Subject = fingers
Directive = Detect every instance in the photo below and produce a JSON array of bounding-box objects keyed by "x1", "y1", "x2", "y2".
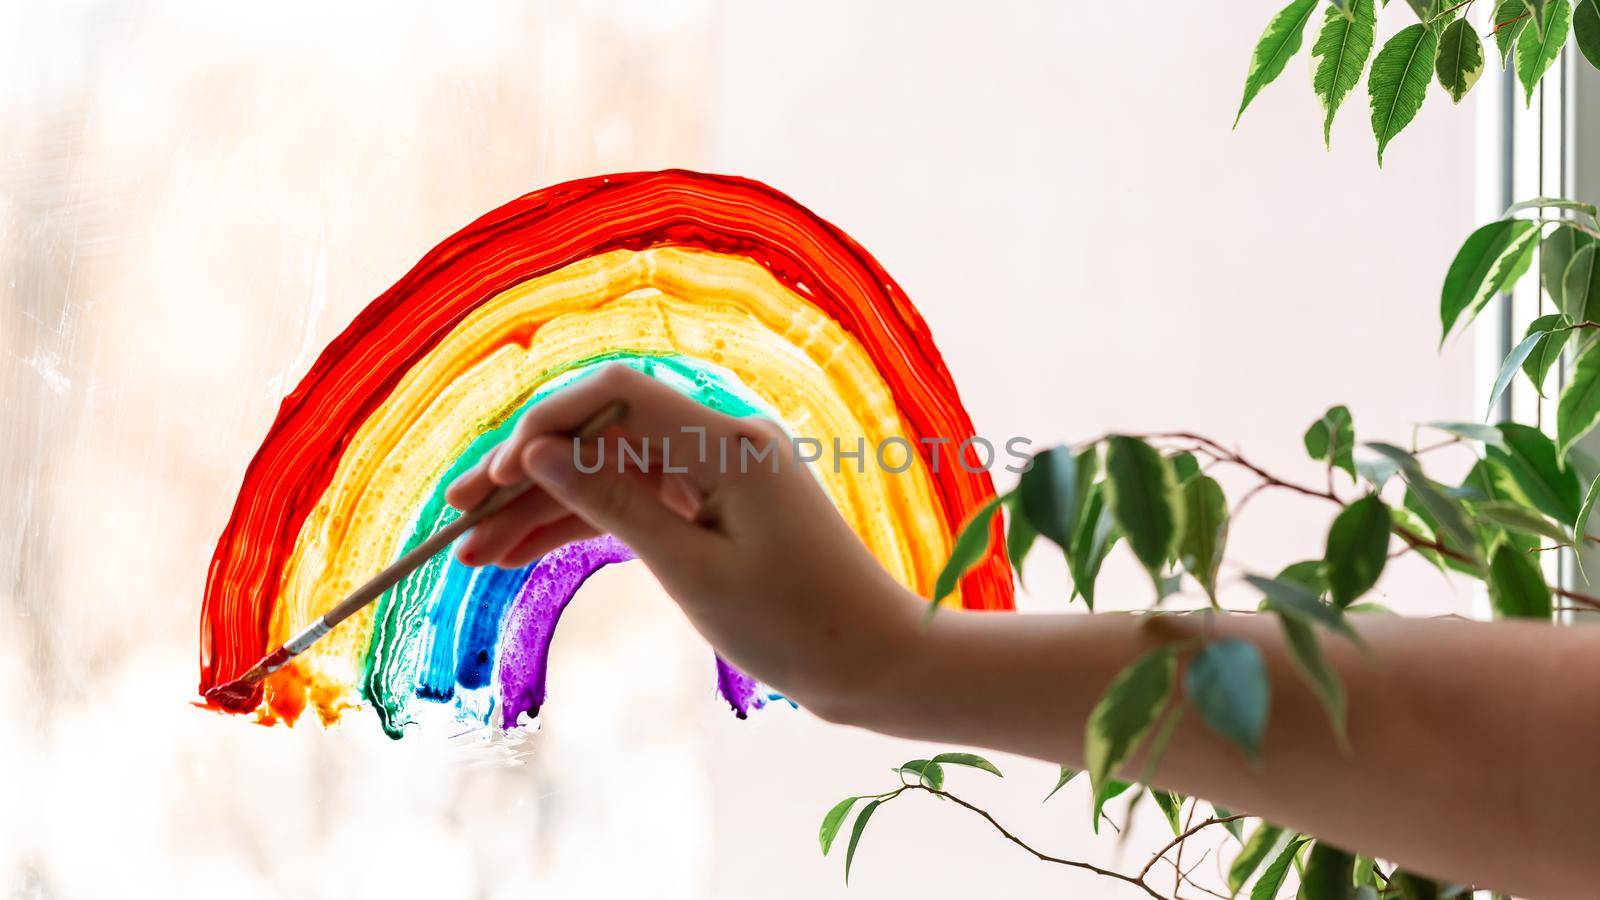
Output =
[
  {"x1": 520, "y1": 435, "x2": 713, "y2": 563},
  {"x1": 444, "y1": 454, "x2": 504, "y2": 511},
  {"x1": 453, "y1": 484, "x2": 568, "y2": 565},
  {"x1": 447, "y1": 364, "x2": 758, "y2": 517},
  {"x1": 496, "y1": 515, "x2": 602, "y2": 569},
  {"x1": 485, "y1": 365, "x2": 749, "y2": 489}
]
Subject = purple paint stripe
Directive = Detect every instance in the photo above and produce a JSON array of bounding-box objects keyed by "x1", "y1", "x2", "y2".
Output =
[
  {"x1": 714, "y1": 656, "x2": 764, "y2": 718},
  {"x1": 497, "y1": 536, "x2": 634, "y2": 728},
  {"x1": 494, "y1": 534, "x2": 766, "y2": 728}
]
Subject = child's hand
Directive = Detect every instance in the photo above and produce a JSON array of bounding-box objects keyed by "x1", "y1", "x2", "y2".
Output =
[{"x1": 444, "y1": 364, "x2": 923, "y2": 720}]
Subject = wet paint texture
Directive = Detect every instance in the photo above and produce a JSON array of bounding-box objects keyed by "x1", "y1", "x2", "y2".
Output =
[{"x1": 199, "y1": 170, "x2": 1011, "y2": 736}]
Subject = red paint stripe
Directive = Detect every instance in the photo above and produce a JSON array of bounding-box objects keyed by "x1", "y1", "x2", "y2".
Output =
[{"x1": 200, "y1": 170, "x2": 1012, "y2": 699}]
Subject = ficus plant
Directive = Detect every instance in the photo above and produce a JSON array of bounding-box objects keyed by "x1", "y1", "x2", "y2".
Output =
[
  {"x1": 814, "y1": 1, "x2": 1600, "y2": 897},
  {"x1": 1235, "y1": 0, "x2": 1600, "y2": 163}
]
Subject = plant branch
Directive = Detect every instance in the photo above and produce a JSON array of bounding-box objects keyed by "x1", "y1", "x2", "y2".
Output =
[
  {"x1": 1144, "y1": 432, "x2": 1343, "y2": 505},
  {"x1": 883, "y1": 784, "x2": 1242, "y2": 899},
  {"x1": 1493, "y1": 8, "x2": 1530, "y2": 32},
  {"x1": 1137, "y1": 815, "x2": 1246, "y2": 882},
  {"x1": 1136, "y1": 430, "x2": 1600, "y2": 611},
  {"x1": 905, "y1": 785, "x2": 1163, "y2": 897},
  {"x1": 1390, "y1": 525, "x2": 1600, "y2": 610}
]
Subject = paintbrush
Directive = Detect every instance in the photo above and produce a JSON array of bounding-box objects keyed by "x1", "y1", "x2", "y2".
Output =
[{"x1": 204, "y1": 400, "x2": 629, "y2": 710}]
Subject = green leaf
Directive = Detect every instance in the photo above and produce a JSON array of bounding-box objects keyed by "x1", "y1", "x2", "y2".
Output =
[
  {"x1": 1018, "y1": 445, "x2": 1096, "y2": 552},
  {"x1": 1487, "y1": 541, "x2": 1554, "y2": 619},
  {"x1": 928, "y1": 751, "x2": 1003, "y2": 778},
  {"x1": 1391, "y1": 504, "x2": 1449, "y2": 574},
  {"x1": 1236, "y1": 0, "x2": 1321, "y2": 126},
  {"x1": 1356, "y1": 453, "x2": 1400, "y2": 490},
  {"x1": 1213, "y1": 803, "x2": 1245, "y2": 842},
  {"x1": 1488, "y1": 322, "x2": 1557, "y2": 415},
  {"x1": 1180, "y1": 475, "x2": 1230, "y2": 603},
  {"x1": 1528, "y1": 0, "x2": 1553, "y2": 33},
  {"x1": 1354, "y1": 855, "x2": 1380, "y2": 889},
  {"x1": 1068, "y1": 486, "x2": 1119, "y2": 609},
  {"x1": 1462, "y1": 461, "x2": 1548, "y2": 556},
  {"x1": 1546, "y1": 226, "x2": 1597, "y2": 317},
  {"x1": 1440, "y1": 218, "x2": 1541, "y2": 342},
  {"x1": 1251, "y1": 836, "x2": 1312, "y2": 900},
  {"x1": 1577, "y1": 0, "x2": 1600, "y2": 69},
  {"x1": 843, "y1": 798, "x2": 882, "y2": 883},
  {"x1": 1248, "y1": 574, "x2": 1359, "y2": 641},
  {"x1": 1490, "y1": 424, "x2": 1583, "y2": 525},
  {"x1": 1229, "y1": 824, "x2": 1286, "y2": 896},
  {"x1": 1392, "y1": 871, "x2": 1456, "y2": 900},
  {"x1": 895, "y1": 759, "x2": 945, "y2": 790},
  {"x1": 1043, "y1": 765, "x2": 1080, "y2": 802},
  {"x1": 1298, "y1": 841, "x2": 1357, "y2": 900},
  {"x1": 1170, "y1": 450, "x2": 1202, "y2": 485},
  {"x1": 1104, "y1": 436, "x2": 1184, "y2": 588},
  {"x1": 1368, "y1": 23, "x2": 1440, "y2": 165},
  {"x1": 1271, "y1": 564, "x2": 1348, "y2": 741},
  {"x1": 1473, "y1": 500, "x2": 1571, "y2": 545},
  {"x1": 1435, "y1": 18, "x2": 1485, "y2": 102},
  {"x1": 1139, "y1": 703, "x2": 1186, "y2": 781},
  {"x1": 1304, "y1": 405, "x2": 1356, "y2": 478},
  {"x1": 1575, "y1": 471, "x2": 1600, "y2": 543},
  {"x1": 1516, "y1": 0, "x2": 1572, "y2": 106},
  {"x1": 1085, "y1": 647, "x2": 1176, "y2": 805},
  {"x1": 1521, "y1": 314, "x2": 1572, "y2": 397},
  {"x1": 1366, "y1": 442, "x2": 1479, "y2": 552},
  {"x1": 1405, "y1": 488, "x2": 1487, "y2": 575},
  {"x1": 1276, "y1": 559, "x2": 1329, "y2": 594},
  {"x1": 1425, "y1": 421, "x2": 1507, "y2": 446},
  {"x1": 1495, "y1": 0, "x2": 1533, "y2": 67},
  {"x1": 1091, "y1": 779, "x2": 1134, "y2": 832},
  {"x1": 819, "y1": 797, "x2": 859, "y2": 855},
  {"x1": 1279, "y1": 612, "x2": 1349, "y2": 744},
  {"x1": 1506, "y1": 196, "x2": 1600, "y2": 220},
  {"x1": 1184, "y1": 638, "x2": 1270, "y2": 758},
  {"x1": 1468, "y1": 451, "x2": 1532, "y2": 506},
  {"x1": 1558, "y1": 341, "x2": 1600, "y2": 460},
  {"x1": 1151, "y1": 788, "x2": 1184, "y2": 835},
  {"x1": 1324, "y1": 495, "x2": 1391, "y2": 607},
  {"x1": 1564, "y1": 244, "x2": 1600, "y2": 326},
  {"x1": 930, "y1": 494, "x2": 1003, "y2": 608},
  {"x1": 1312, "y1": 0, "x2": 1379, "y2": 144},
  {"x1": 1005, "y1": 496, "x2": 1038, "y2": 585}
]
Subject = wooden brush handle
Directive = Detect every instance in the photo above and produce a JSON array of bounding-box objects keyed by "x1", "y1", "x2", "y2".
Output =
[
  {"x1": 321, "y1": 480, "x2": 531, "y2": 628},
  {"x1": 320, "y1": 399, "x2": 628, "y2": 629},
  {"x1": 223, "y1": 399, "x2": 629, "y2": 688}
]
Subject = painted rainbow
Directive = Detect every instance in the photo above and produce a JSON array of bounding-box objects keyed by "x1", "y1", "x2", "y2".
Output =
[{"x1": 199, "y1": 170, "x2": 1012, "y2": 738}]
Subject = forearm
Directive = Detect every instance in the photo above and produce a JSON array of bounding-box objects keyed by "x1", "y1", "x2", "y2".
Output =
[{"x1": 840, "y1": 605, "x2": 1600, "y2": 899}]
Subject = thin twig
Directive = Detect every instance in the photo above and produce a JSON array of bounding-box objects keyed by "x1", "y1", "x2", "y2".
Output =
[
  {"x1": 1137, "y1": 815, "x2": 1246, "y2": 882},
  {"x1": 1411, "y1": 435, "x2": 1464, "y2": 456},
  {"x1": 1161, "y1": 849, "x2": 1225, "y2": 900},
  {"x1": 902, "y1": 785, "x2": 1166, "y2": 898},
  {"x1": 1494, "y1": 8, "x2": 1530, "y2": 32},
  {"x1": 1173, "y1": 804, "x2": 1196, "y2": 896}
]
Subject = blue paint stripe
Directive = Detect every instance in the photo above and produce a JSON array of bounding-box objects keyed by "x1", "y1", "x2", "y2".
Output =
[{"x1": 454, "y1": 562, "x2": 535, "y2": 689}]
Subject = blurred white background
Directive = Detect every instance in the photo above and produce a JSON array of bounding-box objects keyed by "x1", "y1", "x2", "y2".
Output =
[{"x1": 2, "y1": 1, "x2": 1482, "y2": 897}]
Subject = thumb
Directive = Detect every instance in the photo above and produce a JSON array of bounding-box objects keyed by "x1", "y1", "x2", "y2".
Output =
[{"x1": 520, "y1": 435, "x2": 705, "y2": 561}]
